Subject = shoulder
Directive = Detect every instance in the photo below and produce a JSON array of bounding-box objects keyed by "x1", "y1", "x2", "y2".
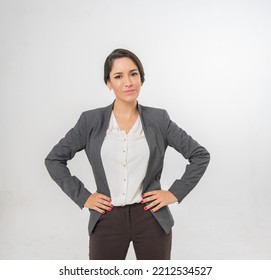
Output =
[
  {"x1": 139, "y1": 104, "x2": 170, "y2": 122},
  {"x1": 78, "y1": 103, "x2": 112, "y2": 124},
  {"x1": 74, "y1": 104, "x2": 112, "y2": 129},
  {"x1": 81, "y1": 104, "x2": 112, "y2": 118}
]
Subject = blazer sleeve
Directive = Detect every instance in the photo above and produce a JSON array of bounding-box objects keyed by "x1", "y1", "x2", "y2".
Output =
[
  {"x1": 164, "y1": 111, "x2": 210, "y2": 203},
  {"x1": 44, "y1": 112, "x2": 91, "y2": 209}
]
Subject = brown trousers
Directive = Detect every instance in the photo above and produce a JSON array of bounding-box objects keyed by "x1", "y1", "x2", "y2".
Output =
[{"x1": 89, "y1": 203, "x2": 172, "y2": 260}]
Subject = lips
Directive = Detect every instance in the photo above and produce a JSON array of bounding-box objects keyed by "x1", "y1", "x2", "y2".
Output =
[{"x1": 124, "y1": 89, "x2": 135, "y2": 93}]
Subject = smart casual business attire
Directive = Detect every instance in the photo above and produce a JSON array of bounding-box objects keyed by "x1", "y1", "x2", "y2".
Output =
[
  {"x1": 101, "y1": 112, "x2": 149, "y2": 206},
  {"x1": 45, "y1": 101, "x2": 210, "y2": 259}
]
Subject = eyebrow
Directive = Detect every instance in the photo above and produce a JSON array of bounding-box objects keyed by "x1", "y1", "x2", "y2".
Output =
[{"x1": 113, "y1": 69, "x2": 138, "y2": 75}]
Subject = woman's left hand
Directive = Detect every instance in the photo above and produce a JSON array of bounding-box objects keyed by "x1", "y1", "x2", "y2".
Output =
[{"x1": 141, "y1": 190, "x2": 178, "y2": 213}]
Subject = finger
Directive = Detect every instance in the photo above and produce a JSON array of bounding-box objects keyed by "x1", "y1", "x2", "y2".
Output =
[
  {"x1": 92, "y1": 203, "x2": 113, "y2": 213},
  {"x1": 141, "y1": 196, "x2": 155, "y2": 203},
  {"x1": 142, "y1": 191, "x2": 158, "y2": 198},
  {"x1": 97, "y1": 194, "x2": 112, "y2": 202},
  {"x1": 96, "y1": 202, "x2": 113, "y2": 212},
  {"x1": 143, "y1": 199, "x2": 160, "y2": 211},
  {"x1": 97, "y1": 198, "x2": 113, "y2": 207},
  {"x1": 149, "y1": 203, "x2": 163, "y2": 213},
  {"x1": 142, "y1": 191, "x2": 160, "y2": 201},
  {"x1": 91, "y1": 206, "x2": 106, "y2": 214},
  {"x1": 141, "y1": 193, "x2": 159, "y2": 203}
]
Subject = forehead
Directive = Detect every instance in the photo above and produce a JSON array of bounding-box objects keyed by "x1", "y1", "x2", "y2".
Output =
[{"x1": 111, "y1": 57, "x2": 138, "y2": 73}]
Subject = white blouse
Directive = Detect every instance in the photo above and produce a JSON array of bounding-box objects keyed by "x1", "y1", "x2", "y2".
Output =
[{"x1": 101, "y1": 112, "x2": 150, "y2": 206}]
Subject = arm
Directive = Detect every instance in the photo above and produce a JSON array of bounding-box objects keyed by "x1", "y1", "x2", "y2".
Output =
[
  {"x1": 44, "y1": 113, "x2": 91, "y2": 209},
  {"x1": 143, "y1": 110, "x2": 210, "y2": 212},
  {"x1": 165, "y1": 111, "x2": 210, "y2": 203}
]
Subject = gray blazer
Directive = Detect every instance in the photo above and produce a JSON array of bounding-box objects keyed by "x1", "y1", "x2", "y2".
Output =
[{"x1": 45, "y1": 102, "x2": 210, "y2": 234}]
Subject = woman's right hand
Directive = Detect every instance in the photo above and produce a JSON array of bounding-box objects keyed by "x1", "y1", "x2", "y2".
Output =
[{"x1": 84, "y1": 193, "x2": 113, "y2": 214}]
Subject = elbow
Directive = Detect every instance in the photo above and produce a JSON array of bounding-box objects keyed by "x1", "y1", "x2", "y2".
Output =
[
  {"x1": 205, "y1": 150, "x2": 211, "y2": 164},
  {"x1": 202, "y1": 148, "x2": 210, "y2": 167},
  {"x1": 44, "y1": 153, "x2": 55, "y2": 170},
  {"x1": 190, "y1": 146, "x2": 210, "y2": 167},
  {"x1": 44, "y1": 156, "x2": 52, "y2": 172},
  {"x1": 44, "y1": 157, "x2": 49, "y2": 168},
  {"x1": 201, "y1": 150, "x2": 210, "y2": 175}
]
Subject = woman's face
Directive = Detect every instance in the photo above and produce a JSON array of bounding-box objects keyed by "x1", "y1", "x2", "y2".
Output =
[{"x1": 107, "y1": 57, "x2": 142, "y2": 104}]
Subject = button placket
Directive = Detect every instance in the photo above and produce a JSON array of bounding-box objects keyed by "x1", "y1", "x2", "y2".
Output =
[{"x1": 122, "y1": 133, "x2": 128, "y2": 205}]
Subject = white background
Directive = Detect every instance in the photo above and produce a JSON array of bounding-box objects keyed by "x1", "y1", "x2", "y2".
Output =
[{"x1": 0, "y1": 0, "x2": 271, "y2": 259}]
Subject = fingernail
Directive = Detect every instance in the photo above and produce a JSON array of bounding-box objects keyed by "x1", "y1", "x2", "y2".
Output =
[
  {"x1": 140, "y1": 199, "x2": 144, "y2": 203},
  {"x1": 108, "y1": 208, "x2": 112, "y2": 211},
  {"x1": 142, "y1": 194, "x2": 145, "y2": 197},
  {"x1": 144, "y1": 206, "x2": 148, "y2": 210},
  {"x1": 102, "y1": 210, "x2": 105, "y2": 214},
  {"x1": 151, "y1": 209, "x2": 154, "y2": 213}
]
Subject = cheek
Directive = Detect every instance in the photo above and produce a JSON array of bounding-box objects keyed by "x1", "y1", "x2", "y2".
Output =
[
  {"x1": 112, "y1": 84, "x2": 123, "y2": 95},
  {"x1": 135, "y1": 83, "x2": 141, "y2": 90},
  {"x1": 110, "y1": 81, "x2": 121, "y2": 90},
  {"x1": 135, "y1": 76, "x2": 142, "y2": 85},
  {"x1": 130, "y1": 77, "x2": 140, "y2": 86}
]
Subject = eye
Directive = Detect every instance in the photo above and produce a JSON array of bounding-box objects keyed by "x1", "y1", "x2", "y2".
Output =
[
  {"x1": 131, "y1": 72, "x2": 138, "y2": 76},
  {"x1": 114, "y1": 75, "x2": 121, "y2": 79}
]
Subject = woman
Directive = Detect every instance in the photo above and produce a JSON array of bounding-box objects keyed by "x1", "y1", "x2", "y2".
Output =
[{"x1": 45, "y1": 48, "x2": 210, "y2": 260}]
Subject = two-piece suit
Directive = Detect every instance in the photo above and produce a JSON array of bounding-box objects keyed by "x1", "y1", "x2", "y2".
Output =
[{"x1": 45, "y1": 102, "x2": 210, "y2": 235}]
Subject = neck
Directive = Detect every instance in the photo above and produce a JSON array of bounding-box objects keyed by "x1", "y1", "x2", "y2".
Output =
[{"x1": 113, "y1": 99, "x2": 138, "y2": 117}]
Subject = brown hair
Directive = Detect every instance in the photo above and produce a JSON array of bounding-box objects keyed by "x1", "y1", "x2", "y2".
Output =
[{"x1": 104, "y1": 48, "x2": 145, "y2": 85}]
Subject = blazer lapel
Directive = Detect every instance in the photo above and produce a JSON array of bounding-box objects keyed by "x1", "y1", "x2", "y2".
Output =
[
  {"x1": 95, "y1": 102, "x2": 157, "y2": 196},
  {"x1": 90, "y1": 102, "x2": 114, "y2": 197},
  {"x1": 138, "y1": 104, "x2": 157, "y2": 193}
]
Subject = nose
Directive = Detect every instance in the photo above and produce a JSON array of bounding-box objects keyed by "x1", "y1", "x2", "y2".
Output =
[{"x1": 124, "y1": 75, "x2": 133, "y2": 87}]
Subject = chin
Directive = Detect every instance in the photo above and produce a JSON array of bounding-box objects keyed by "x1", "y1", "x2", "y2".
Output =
[{"x1": 119, "y1": 94, "x2": 139, "y2": 103}]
